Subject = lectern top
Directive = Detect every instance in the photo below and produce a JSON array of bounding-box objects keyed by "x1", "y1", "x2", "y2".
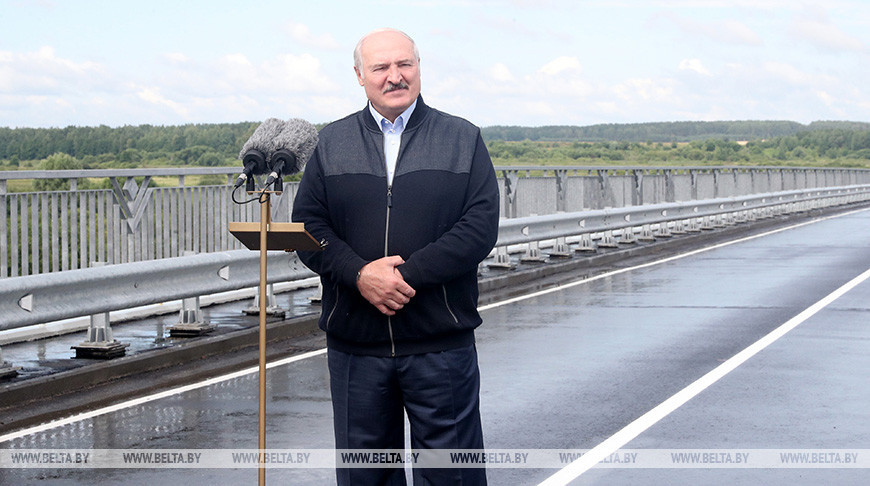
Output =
[{"x1": 229, "y1": 221, "x2": 323, "y2": 251}]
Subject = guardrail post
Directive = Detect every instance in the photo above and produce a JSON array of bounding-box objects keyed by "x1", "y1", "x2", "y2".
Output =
[
  {"x1": 167, "y1": 251, "x2": 216, "y2": 336},
  {"x1": 700, "y1": 215, "x2": 717, "y2": 230},
  {"x1": 243, "y1": 283, "x2": 286, "y2": 318},
  {"x1": 686, "y1": 217, "x2": 702, "y2": 232},
  {"x1": 654, "y1": 222, "x2": 673, "y2": 238},
  {"x1": 575, "y1": 233, "x2": 597, "y2": 253},
  {"x1": 598, "y1": 230, "x2": 619, "y2": 248},
  {"x1": 71, "y1": 263, "x2": 130, "y2": 359},
  {"x1": 549, "y1": 236, "x2": 573, "y2": 258},
  {"x1": 488, "y1": 247, "x2": 515, "y2": 269},
  {"x1": 520, "y1": 241, "x2": 546, "y2": 263},
  {"x1": 617, "y1": 213, "x2": 638, "y2": 244},
  {"x1": 0, "y1": 347, "x2": 20, "y2": 379},
  {"x1": 638, "y1": 224, "x2": 656, "y2": 242},
  {"x1": 618, "y1": 227, "x2": 638, "y2": 244},
  {"x1": 168, "y1": 295, "x2": 216, "y2": 337}
]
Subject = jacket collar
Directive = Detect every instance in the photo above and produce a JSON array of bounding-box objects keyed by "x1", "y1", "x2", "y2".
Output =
[{"x1": 362, "y1": 95, "x2": 429, "y2": 132}]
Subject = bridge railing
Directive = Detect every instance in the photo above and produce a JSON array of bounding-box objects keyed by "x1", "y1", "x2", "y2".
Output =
[
  {"x1": 2, "y1": 166, "x2": 869, "y2": 278},
  {"x1": 1, "y1": 183, "x2": 868, "y2": 332}
]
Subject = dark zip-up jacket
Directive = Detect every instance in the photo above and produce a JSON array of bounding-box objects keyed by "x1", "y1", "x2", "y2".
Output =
[{"x1": 292, "y1": 96, "x2": 500, "y2": 357}]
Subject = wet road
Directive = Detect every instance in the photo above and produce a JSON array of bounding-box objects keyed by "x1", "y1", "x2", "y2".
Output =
[{"x1": 2, "y1": 208, "x2": 869, "y2": 485}]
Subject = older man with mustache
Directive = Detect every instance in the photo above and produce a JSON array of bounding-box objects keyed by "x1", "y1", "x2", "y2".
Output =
[{"x1": 293, "y1": 28, "x2": 500, "y2": 485}]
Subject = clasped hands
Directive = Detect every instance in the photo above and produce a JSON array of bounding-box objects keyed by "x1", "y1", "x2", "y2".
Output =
[{"x1": 357, "y1": 256, "x2": 416, "y2": 316}]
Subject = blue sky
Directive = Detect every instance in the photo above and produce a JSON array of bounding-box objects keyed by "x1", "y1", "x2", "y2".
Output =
[{"x1": 1, "y1": 0, "x2": 869, "y2": 128}]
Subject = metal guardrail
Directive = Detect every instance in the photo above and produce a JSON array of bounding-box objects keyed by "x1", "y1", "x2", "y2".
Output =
[
  {"x1": 1, "y1": 184, "x2": 868, "y2": 335},
  {"x1": 496, "y1": 185, "x2": 870, "y2": 248},
  {"x1": 0, "y1": 250, "x2": 315, "y2": 331}
]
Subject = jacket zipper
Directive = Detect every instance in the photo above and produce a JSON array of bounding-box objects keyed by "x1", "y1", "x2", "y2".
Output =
[
  {"x1": 325, "y1": 286, "x2": 339, "y2": 330},
  {"x1": 385, "y1": 184, "x2": 396, "y2": 356},
  {"x1": 442, "y1": 285, "x2": 459, "y2": 324}
]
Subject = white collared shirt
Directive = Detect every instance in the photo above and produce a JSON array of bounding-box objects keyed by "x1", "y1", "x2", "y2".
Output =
[{"x1": 368, "y1": 99, "x2": 417, "y2": 185}]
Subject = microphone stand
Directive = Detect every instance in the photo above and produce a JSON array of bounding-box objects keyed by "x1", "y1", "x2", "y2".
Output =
[
  {"x1": 257, "y1": 190, "x2": 270, "y2": 486},
  {"x1": 228, "y1": 182, "x2": 322, "y2": 486}
]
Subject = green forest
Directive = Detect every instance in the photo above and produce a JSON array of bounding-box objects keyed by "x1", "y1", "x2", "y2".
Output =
[
  {"x1": 1, "y1": 121, "x2": 869, "y2": 183},
  {"x1": 480, "y1": 120, "x2": 870, "y2": 142}
]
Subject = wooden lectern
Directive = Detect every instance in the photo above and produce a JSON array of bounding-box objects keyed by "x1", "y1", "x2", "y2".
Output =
[
  {"x1": 229, "y1": 221, "x2": 322, "y2": 252},
  {"x1": 229, "y1": 192, "x2": 322, "y2": 486}
]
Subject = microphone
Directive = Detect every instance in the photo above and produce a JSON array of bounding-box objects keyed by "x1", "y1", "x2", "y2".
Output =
[
  {"x1": 235, "y1": 118, "x2": 287, "y2": 190},
  {"x1": 264, "y1": 118, "x2": 319, "y2": 189}
]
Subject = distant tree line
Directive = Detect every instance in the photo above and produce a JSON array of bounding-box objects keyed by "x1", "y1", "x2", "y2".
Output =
[
  {"x1": 0, "y1": 123, "x2": 261, "y2": 168},
  {"x1": 1, "y1": 121, "x2": 869, "y2": 175},
  {"x1": 481, "y1": 120, "x2": 870, "y2": 143},
  {"x1": 486, "y1": 129, "x2": 870, "y2": 168}
]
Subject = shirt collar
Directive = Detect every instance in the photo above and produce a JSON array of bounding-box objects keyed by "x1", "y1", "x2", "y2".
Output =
[{"x1": 368, "y1": 99, "x2": 418, "y2": 133}]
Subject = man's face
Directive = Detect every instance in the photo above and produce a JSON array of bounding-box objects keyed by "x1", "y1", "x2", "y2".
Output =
[{"x1": 355, "y1": 31, "x2": 421, "y2": 122}]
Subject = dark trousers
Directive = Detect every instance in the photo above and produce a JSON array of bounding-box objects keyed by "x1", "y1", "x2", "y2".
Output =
[{"x1": 328, "y1": 344, "x2": 487, "y2": 485}]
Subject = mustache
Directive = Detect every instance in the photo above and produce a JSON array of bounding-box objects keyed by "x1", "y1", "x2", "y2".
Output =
[{"x1": 383, "y1": 81, "x2": 409, "y2": 94}]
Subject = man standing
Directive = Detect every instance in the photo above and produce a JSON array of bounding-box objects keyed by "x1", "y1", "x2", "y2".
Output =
[{"x1": 292, "y1": 28, "x2": 499, "y2": 485}]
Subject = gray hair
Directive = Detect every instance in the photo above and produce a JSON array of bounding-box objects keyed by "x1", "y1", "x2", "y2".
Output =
[{"x1": 353, "y1": 28, "x2": 420, "y2": 78}]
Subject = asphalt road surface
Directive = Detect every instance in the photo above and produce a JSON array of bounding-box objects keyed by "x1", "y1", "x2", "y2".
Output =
[{"x1": 1, "y1": 207, "x2": 868, "y2": 485}]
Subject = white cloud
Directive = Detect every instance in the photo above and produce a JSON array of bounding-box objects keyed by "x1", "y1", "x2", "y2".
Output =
[
  {"x1": 816, "y1": 90, "x2": 835, "y2": 106},
  {"x1": 0, "y1": 44, "x2": 346, "y2": 126},
  {"x1": 538, "y1": 56, "x2": 582, "y2": 76},
  {"x1": 715, "y1": 19, "x2": 763, "y2": 45},
  {"x1": 762, "y1": 61, "x2": 816, "y2": 85},
  {"x1": 521, "y1": 100, "x2": 559, "y2": 117},
  {"x1": 0, "y1": 46, "x2": 105, "y2": 93},
  {"x1": 212, "y1": 52, "x2": 339, "y2": 94},
  {"x1": 135, "y1": 86, "x2": 190, "y2": 118},
  {"x1": 284, "y1": 22, "x2": 341, "y2": 50},
  {"x1": 789, "y1": 7, "x2": 867, "y2": 52},
  {"x1": 164, "y1": 52, "x2": 190, "y2": 64},
  {"x1": 154, "y1": 51, "x2": 346, "y2": 123},
  {"x1": 721, "y1": 60, "x2": 838, "y2": 91},
  {"x1": 612, "y1": 78, "x2": 675, "y2": 102},
  {"x1": 489, "y1": 63, "x2": 515, "y2": 82},
  {"x1": 527, "y1": 57, "x2": 593, "y2": 99},
  {"x1": 678, "y1": 58, "x2": 712, "y2": 76},
  {"x1": 814, "y1": 90, "x2": 848, "y2": 117},
  {"x1": 656, "y1": 12, "x2": 762, "y2": 46}
]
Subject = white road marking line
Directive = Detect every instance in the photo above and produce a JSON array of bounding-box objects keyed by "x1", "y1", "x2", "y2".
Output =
[
  {"x1": 538, "y1": 266, "x2": 870, "y2": 486},
  {"x1": 0, "y1": 349, "x2": 326, "y2": 444},
  {"x1": 2, "y1": 208, "x2": 866, "y2": 445}
]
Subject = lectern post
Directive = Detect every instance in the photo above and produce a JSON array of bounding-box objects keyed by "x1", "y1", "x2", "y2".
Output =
[
  {"x1": 257, "y1": 194, "x2": 268, "y2": 486},
  {"x1": 229, "y1": 191, "x2": 322, "y2": 486}
]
